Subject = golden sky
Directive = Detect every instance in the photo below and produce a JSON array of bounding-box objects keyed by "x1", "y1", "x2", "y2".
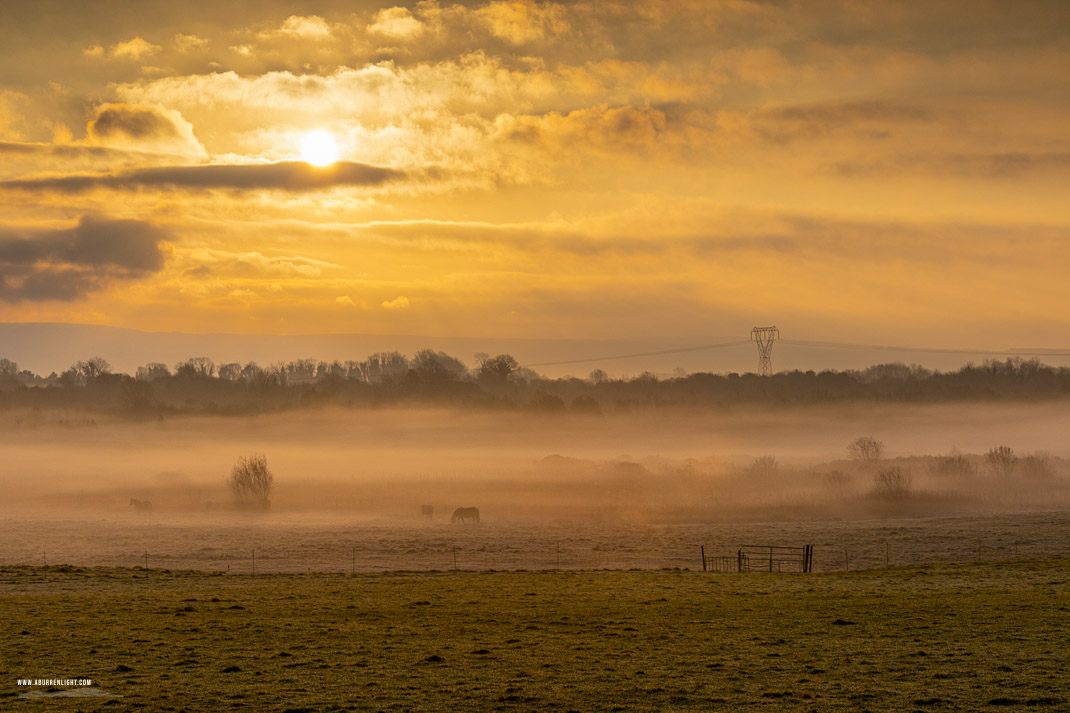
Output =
[{"x1": 1, "y1": 0, "x2": 1068, "y2": 347}]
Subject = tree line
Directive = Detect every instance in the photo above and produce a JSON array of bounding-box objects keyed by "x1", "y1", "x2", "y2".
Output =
[{"x1": 1, "y1": 352, "x2": 1069, "y2": 415}]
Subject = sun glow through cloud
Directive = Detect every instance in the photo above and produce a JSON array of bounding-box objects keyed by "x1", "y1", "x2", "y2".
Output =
[{"x1": 300, "y1": 129, "x2": 339, "y2": 166}]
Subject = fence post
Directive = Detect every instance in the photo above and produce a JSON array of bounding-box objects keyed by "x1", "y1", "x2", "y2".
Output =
[
  {"x1": 701, "y1": 546, "x2": 707, "y2": 572},
  {"x1": 252, "y1": 548, "x2": 256, "y2": 576}
]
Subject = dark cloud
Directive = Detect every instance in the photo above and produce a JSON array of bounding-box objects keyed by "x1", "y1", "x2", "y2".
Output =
[
  {"x1": 0, "y1": 160, "x2": 404, "y2": 193},
  {"x1": 0, "y1": 140, "x2": 137, "y2": 159},
  {"x1": 755, "y1": 101, "x2": 933, "y2": 143},
  {"x1": 0, "y1": 215, "x2": 169, "y2": 302},
  {"x1": 832, "y1": 151, "x2": 1070, "y2": 179},
  {"x1": 88, "y1": 103, "x2": 182, "y2": 141}
]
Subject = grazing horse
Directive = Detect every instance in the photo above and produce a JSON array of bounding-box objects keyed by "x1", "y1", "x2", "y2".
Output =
[
  {"x1": 129, "y1": 498, "x2": 152, "y2": 515},
  {"x1": 421, "y1": 505, "x2": 434, "y2": 520},
  {"x1": 451, "y1": 507, "x2": 479, "y2": 524},
  {"x1": 204, "y1": 500, "x2": 218, "y2": 513}
]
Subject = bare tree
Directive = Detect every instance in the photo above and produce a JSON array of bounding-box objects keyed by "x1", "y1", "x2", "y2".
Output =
[
  {"x1": 873, "y1": 466, "x2": 912, "y2": 498},
  {"x1": 175, "y1": 356, "x2": 215, "y2": 378},
  {"x1": 747, "y1": 455, "x2": 779, "y2": 475},
  {"x1": 74, "y1": 357, "x2": 111, "y2": 381},
  {"x1": 478, "y1": 353, "x2": 520, "y2": 382},
  {"x1": 848, "y1": 436, "x2": 885, "y2": 463},
  {"x1": 136, "y1": 362, "x2": 170, "y2": 381},
  {"x1": 217, "y1": 362, "x2": 242, "y2": 381},
  {"x1": 227, "y1": 454, "x2": 274, "y2": 510},
  {"x1": 985, "y1": 446, "x2": 1018, "y2": 478},
  {"x1": 0, "y1": 358, "x2": 18, "y2": 376}
]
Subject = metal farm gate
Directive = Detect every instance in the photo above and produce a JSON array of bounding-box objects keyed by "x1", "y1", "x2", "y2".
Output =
[{"x1": 701, "y1": 544, "x2": 814, "y2": 573}]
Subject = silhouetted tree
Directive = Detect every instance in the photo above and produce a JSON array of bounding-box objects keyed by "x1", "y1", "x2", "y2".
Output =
[
  {"x1": 74, "y1": 357, "x2": 111, "y2": 381},
  {"x1": 747, "y1": 455, "x2": 779, "y2": 476},
  {"x1": 1020, "y1": 453, "x2": 1056, "y2": 479},
  {"x1": 360, "y1": 351, "x2": 408, "y2": 383},
  {"x1": 217, "y1": 362, "x2": 242, "y2": 381},
  {"x1": 411, "y1": 349, "x2": 467, "y2": 383},
  {"x1": 121, "y1": 378, "x2": 154, "y2": 411},
  {"x1": 227, "y1": 454, "x2": 273, "y2": 510},
  {"x1": 985, "y1": 446, "x2": 1018, "y2": 478},
  {"x1": 175, "y1": 356, "x2": 215, "y2": 378},
  {"x1": 478, "y1": 353, "x2": 520, "y2": 382},
  {"x1": 873, "y1": 466, "x2": 912, "y2": 498},
  {"x1": 932, "y1": 450, "x2": 975, "y2": 477},
  {"x1": 848, "y1": 436, "x2": 885, "y2": 463},
  {"x1": 136, "y1": 362, "x2": 170, "y2": 381}
]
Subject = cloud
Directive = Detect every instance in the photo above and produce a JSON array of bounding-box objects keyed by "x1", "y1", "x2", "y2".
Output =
[
  {"x1": 0, "y1": 90, "x2": 28, "y2": 140},
  {"x1": 476, "y1": 1, "x2": 571, "y2": 45},
  {"x1": 833, "y1": 151, "x2": 1070, "y2": 179},
  {"x1": 173, "y1": 34, "x2": 209, "y2": 53},
  {"x1": 268, "y1": 15, "x2": 333, "y2": 40},
  {"x1": 0, "y1": 160, "x2": 403, "y2": 194},
  {"x1": 87, "y1": 37, "x2": 161, "y2": 61},
  {"x1": 381, "y1": 295, "x2": 410, "y2": 310},
  {"x1": 368, "y1": 7, "x2": 425, "y2": 39},
  {"x1": 86, "y1": 103, "x2": 205, "y2": 156},
  {"x1": 0, "y1": 216, "x2": 170, "y2": 302},
  {"x1": 752, "y1": 101, "x2": 933, "y2": 143}
]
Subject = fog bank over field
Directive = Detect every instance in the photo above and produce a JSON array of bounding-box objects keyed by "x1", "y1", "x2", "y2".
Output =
[{"x1": 3, "y1": 402, "x2": 1070, "y2": 521}]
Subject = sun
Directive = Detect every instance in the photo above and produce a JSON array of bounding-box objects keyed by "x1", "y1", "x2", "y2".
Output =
[{"x1": 300, "y1": 129, "x2": 339, "y2": 166}]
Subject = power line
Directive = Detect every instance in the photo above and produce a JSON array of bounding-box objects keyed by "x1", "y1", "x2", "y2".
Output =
[
  {"x1": 521, "y1": 336, "x2": 1070, "y2": 371},
  {"x1": 780, "y1": 339, "x2": 1070, "y2": 357},
  {"x1": 524, "y1": 340, "x2": 751, "y2": 368}
]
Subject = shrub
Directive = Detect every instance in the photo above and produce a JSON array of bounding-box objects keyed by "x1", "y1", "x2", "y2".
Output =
[
  {"x1": 227, "y1": 454, "x2": 274, "y2": 510},
  {"x1": 932, "y1": 450, "x2": 976, "y2": 477},
  {"x1": 985, "y1": 446, "x2": 1018, "y2": 478},
  {"x1": 747, "y1": 455, "x2": 779, "y2": 475},
  {"x1": 1020, "y1": 453, "x2": 1056, "y2": 479},
  {"x1": 873, "y1": 466, "x2": 912, "y2": 498},
  {"x1": 848, "y1": 436, "x2": 885, "y2": 463},
  {"x1": 823, "y1": 470, "x2": 852, "y2": 488}
]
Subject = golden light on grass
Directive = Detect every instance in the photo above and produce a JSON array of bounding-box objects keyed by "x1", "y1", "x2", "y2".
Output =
[{"x1": 300, "y1": 129, "x2": 339, "y2": 166}]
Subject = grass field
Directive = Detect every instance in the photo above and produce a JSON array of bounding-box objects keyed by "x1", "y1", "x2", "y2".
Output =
[{"x1": 4, "y1": 560, "x2": 1068, "y2": 711}]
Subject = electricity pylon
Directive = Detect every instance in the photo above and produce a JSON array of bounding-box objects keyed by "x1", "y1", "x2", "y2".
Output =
[{"x1": 750, "y1": 326, "x2": 780, "y2": 376}]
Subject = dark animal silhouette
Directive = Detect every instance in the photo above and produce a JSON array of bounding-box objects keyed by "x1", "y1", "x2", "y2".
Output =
[
  {"x1": 421, "y1": 505, "x2": 433, "y2": 519},
  {"x1": 129, "y1": 498, "x2": 152, "y2": 515},
  {"x1": 451, "y1": 507, "x2": 479, "y2": 524}
]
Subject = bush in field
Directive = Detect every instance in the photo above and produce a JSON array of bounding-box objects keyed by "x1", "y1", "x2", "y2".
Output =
[
  {"x1": 873, "y1": 466, "x2": 912, "y2": 498},
  {"x1": 985, "y1": 446, "x2": 1018, "y2": 478},
  {"x1": 1020, "y1": 453, "x2": 1056, "y2": 479},
  {"x1": 848, "y1": 436, "x2": 885, "y2": 463},
  {"x1": 823, "y1": 469, "x2": 852, "y2": 489},
  {"x1": 932, "y1": 450, "x2": 976, "y2": 477},
  {"x1": 747, "y1": 455, "x2": 778, "y2": 475},
  {"x1": 227, "y1": 454, "x2": 274, "y2": 510}
]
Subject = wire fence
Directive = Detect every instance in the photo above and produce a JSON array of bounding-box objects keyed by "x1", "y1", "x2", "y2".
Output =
[{"x1": 5, "y1": 536, "x2": 1063, "y2": 575}]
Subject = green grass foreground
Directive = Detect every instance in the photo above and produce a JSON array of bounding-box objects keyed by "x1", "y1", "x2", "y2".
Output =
[{"x1": 3, "y1": 561, "x2": 1068, "y2": 711}]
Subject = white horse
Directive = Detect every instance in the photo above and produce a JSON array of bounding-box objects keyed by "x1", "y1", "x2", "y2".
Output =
[
  {"x1": 451, "y1": 507, "x2": 479, "y2": 524},
  {"x1": 129, "y1": 498, "x2": 152, "y2": 515}
]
